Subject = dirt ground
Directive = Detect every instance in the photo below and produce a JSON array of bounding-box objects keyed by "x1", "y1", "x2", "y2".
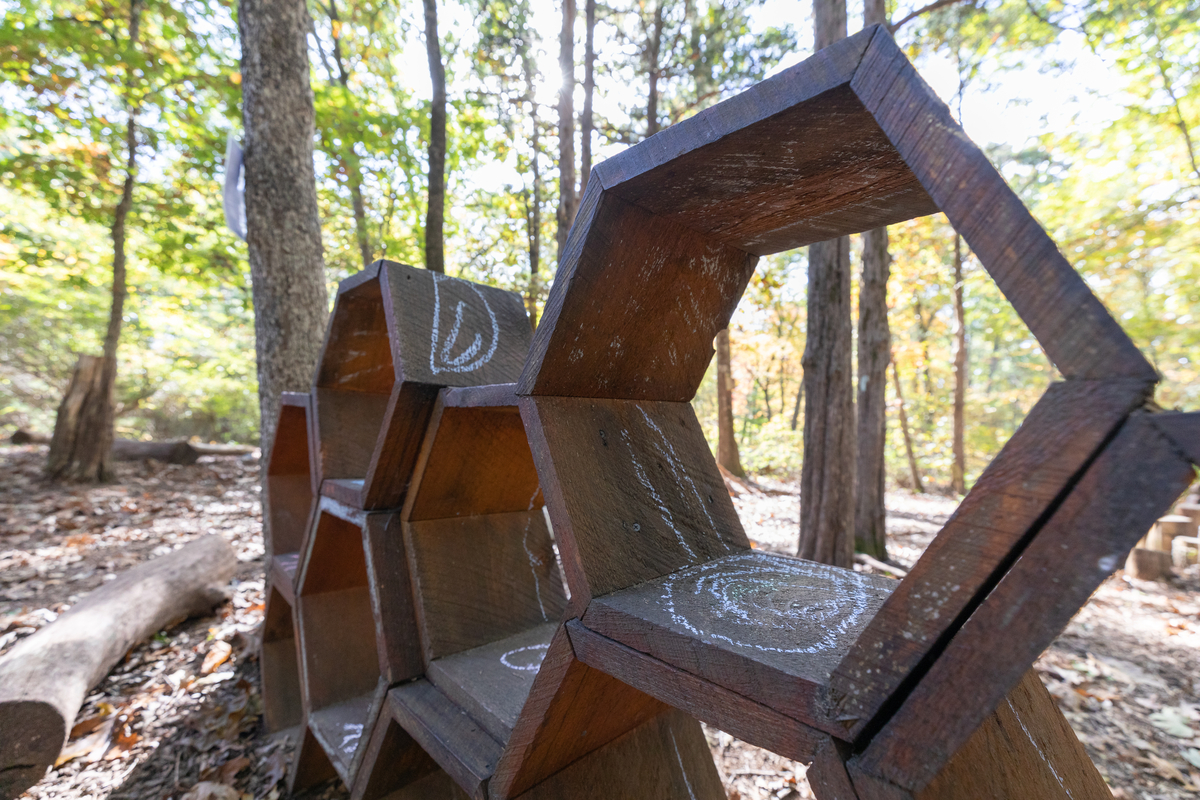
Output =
[{"x1": 2, "y1": 445, "x2": 1199, "y2": 800}]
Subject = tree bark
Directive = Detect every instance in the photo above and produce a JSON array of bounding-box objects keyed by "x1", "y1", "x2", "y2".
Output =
[
  {"x1": 0, "y1": 535, "x2": 236, "y2": 799},
  {"x1": 790, "y1": 378, "x2": 803, "y2": 431},
  {"x1": 423, "y1": 0, "x2": 447, "y2": 273},
  {"x1": 951, "y1": 233, "x2": 967, "y2": 494},
  {"x1": 716, "y1": 328, "x2": 745, "y2": 478},
  {"x1": 892, "y1": 356, "x2": 924, "y2": 493},
  {"x1": 579, "y1": 0, "x2": 596, "y2": 196},
  {"x1": 46, "y1": 1, "x2": 141, "y2": 484},
  {"x1": 555, "y1": 0, "x2": 577, "y2": 259},
  {"x1": 799, "y1": 0, "x2": 853, "y2": 567},
  {"x1": 239, "y1": 0, "x2": 331, "y2": 457},
  {"x1": 855, "y1": 226, "x2": 890, "y2": 559}
]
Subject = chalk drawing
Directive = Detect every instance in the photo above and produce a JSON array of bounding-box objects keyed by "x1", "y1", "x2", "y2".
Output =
[
  {"x1": 522, "y1": 517, "x2": 548, "y2": 622},
  {"x1": 670, "y1": 728, "x2": 698, "y2": 800},
  {"x1": 430, "y1": 274, "x2": 500, "y2": 374},
  {"x1": 340, "y1": 722, "x2": 364, "y2": 755},
  {"x1": 661, "y1": 552, "x2": 884, "y2": 656},
  {"x1": 621, "y1": 428, "x2": 696, "y2": 559},
  {"x1": 1007, "y1": 698, "x2": 1074, "y2": 798},
  {"x1": 501, "y1": 643, "x2": 550, "y2": 673}
]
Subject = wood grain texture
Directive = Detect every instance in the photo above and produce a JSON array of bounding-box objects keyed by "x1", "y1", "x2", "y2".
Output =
[
  {"x1": 427, "y1": 622, "x2": 559, "y2": 743},
  {"x1": 390, "y1": 679, "x2": 504, "y2": 800},
  {"x1": 519, "y1": 397, "x2": 749, "y2": 606},
  {"x1": 309, "y1": 683, "x2": 388, "y2": 785},
  {"x1": 830, "y1": 379, "x2": 1151, "y2": 735},
  {"x1": 849, "y1": 671, "x2": 1111, "y2": 800},
  {"x1": 406, "y1": 511, "x2": 566, "y2": 661},
  {"x1": 315, "y1": 388, "x2": 392, "y2": 481},
  {"x1": 517, "y1": 190, "x2": 757, "y2": 401},
  {"x1": 315, "y1": 266, "x2": 395, "y2": 394},
  {"x1": 489, "y1": 624, "x2": 667, "y2": 799},
  {"x1": 512, "y1": 708, "x2": 725, "y2": 800},
  {"x1": 1152, "y1": 411, "x2": 1200, "y2": 466},
  {"x1": 266, "y1": 392, "x2": 315, "y2": 556},
  {"x1": 857, "y1": 412, "x2": 1193, "y2": 791},
  {"x1": 289, "y1": 719, "x2": 339, "y2": 795},
  {"x1": 349, "y1": 700, "x2": 443, "y2": 800},
  {"x1": 322, "y1": 478, "x2": 366, "y2": 508},
  {"x1": 261, "y1": 582, "x2": 303, "y2": 732},
  {"x1": 362, "y1": 382, "x2": 441, "y2": 510},
  {"x1": 268, "y1": 551, "x2": 300, "y2": 604},
  {"x1": 807, "y1": 738, "x2": 860, "y2": 800},
  {"x1": 584, "y1": 551, "x2": 893, "y2": 735},
  {"x1": 566, "y1": 620, "x2": 825, "y2": 765},
  {"x1": 850, "y1": 30, "x2": 1155, "y2": 382},
  {"x1": 405, "y1": 400, "x2": 543, "y2": 522},
  {"x1": 363, "y1": 513, "x2": 424, "y2": 685}
]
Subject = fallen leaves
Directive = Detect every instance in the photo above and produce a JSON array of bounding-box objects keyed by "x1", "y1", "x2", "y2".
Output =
[
  {"x1": 1151, "y1": 707, "x2": 1198, "y2": 740},
  {"x1": 180, "y1": 781, "x2": 246, "y2": 800},
  {"x1": 202, "y1": 640, "x2": 232, "y2": 675}
]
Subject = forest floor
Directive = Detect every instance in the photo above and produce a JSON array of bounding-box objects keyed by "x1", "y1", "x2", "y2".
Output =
[{"x1": 2, "y1": 444, "x2": 1199, "y2": 800}]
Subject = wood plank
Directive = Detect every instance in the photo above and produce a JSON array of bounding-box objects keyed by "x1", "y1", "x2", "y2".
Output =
[
  {"x1": 268, "y1": 552, "x2": 299, "y2": 604},
  {"x1": 390, "y1": 679, "x2": 504, "y2": 800},
  {"x1": 856, "y1": 412, "x2": 1193, "y2": 792},
  {"x1": 315, "y1": 267, "x2": 395, "y2": 394},
  {"x1": 310, "y1": 686, "x2": 386, "y2": 785},
  {"x1": 519, "y1": 397, "x2": 749, "y2": 607},
  {"x1": 426, "y1": 622, "x2": 558, "y2": 743},
  {"x1": 297, "y1": 587, "x2": 380, "y2": 711},
  {"x1": 489, "y1": 624, "x2": 668, "y2": 799},
  {"x1": 848, "y1": 671, "x2": 1110, "y2": 800},
  {"x1": 1152, "y1": 411, "x2": 1200, "y2": 466},
  {"x1": 515, "y1": 191, "x2": 758, "y2": 401},
  {"x1": 442, "y1": 382, "x2": 520, "y2": 408},
  {"x1": 566, "y1": 620, "x2": 826, "y2": 765},
  {"x1": 406, "y1": 511, "x2": 567, "y2": 661},
  {"x1": 362, "y1": 382, "x2": 441, "y2": 510},
  {"x1": 267, "y1": 394, "x2": 315, "y2": 556},
  {"x1": 850, "y1": 31, "x2": 1155, "y2": 382},
  {"x1": 323, "y1": 478, "x2": 366, "y2": 508},
  {"x1": 405, "y1": 401, "x2": 542, "y2": 522},
  {"x1": 364, "y1": 513, "x2": 424, "y2": 686},
  {"x1": 513, "y1": 708, "x2": 725, "y2": 800},
  {"x1": 807, "y1": 738, "x2": 861, "y2": 800},
  {"x1": 261, "y1": 583, "x2": 302, "y2": 733},
  {"x1": 288, "y1": 719, "x2": 339, "y2": 795},
  {"x1": 349, "y1": 701, "x2": 442, "y2": 800},
  {"x1": 315, "y1": 388, "x2": 392, "y2": 482},
  {"x1": 584, "y1": 551, "x2": 894, "y2": 737},
  {"x1": 830, "y1": 379, "x2": 1150, "y2": 736}
]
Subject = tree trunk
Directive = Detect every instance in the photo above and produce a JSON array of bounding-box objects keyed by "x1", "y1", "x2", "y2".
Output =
[
  {"x1": 951, "y1": 233, "x2": 967, "y2": 494},
  {"x1": 646, "y1": 0, "x2": 664, "y2": 137},
  {"x1": 579, "y1": 0, "x2": 596, "y2": 196},
  {"x1": 47, "y1": 4, "x2": 140, "y2": 483},
  {"x1": 892, "y1": 356, "x2": 924, "y2": 493},
  {"x1": 790, "y1": 377, "x2": 803, "y2": 431},
  {"x1": 327, "y1": 0, "x2": 372, "y2": 267},
  {"x1": 423, "y1": 0, "x2": 447, "y2": 274},
  {"x1": 0, "y1": 536, "x2": 236, "y2": 800},
  {"x1": 239, "y1": 0, "x2": 331, "y2": 458},
  {"x1": 525, "y1": 53, "x2": 542, "y2": 329},
  {"x1": 799, "y1": 0, "x2": 853, "y2": 568},
  {"x1": 555, "y1": 0, "x2": 577, "y2": 259},
  {"x1": 855, "y1": 226, "x2": 890, "y2": 559},
  {"x1": 716, "y1": 328, "x2": 745, "y2": 478}
]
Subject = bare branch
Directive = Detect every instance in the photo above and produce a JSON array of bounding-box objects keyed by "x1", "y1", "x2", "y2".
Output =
[{"x1": 888, "y1": 0, "x2": 971, "y2": 33}]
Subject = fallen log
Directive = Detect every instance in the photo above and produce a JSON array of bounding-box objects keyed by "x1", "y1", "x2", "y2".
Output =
[
  {"x1": 111, "y1": 439, "x2": 200, "y2": 464},
  {"x1": 9, "y1": 430, "x2": 51, "y2": 445},
  {"x1": 0, "y1": 535, "x2": 237, "y2": 799}
]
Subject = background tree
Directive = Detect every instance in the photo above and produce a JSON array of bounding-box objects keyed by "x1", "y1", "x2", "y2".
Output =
[
  {"x1": 556, "y1": 0, "x2": 577, "y2": 258},
  {"x1": 424, "y1": 0, "x2": 448, "y2": 272}
]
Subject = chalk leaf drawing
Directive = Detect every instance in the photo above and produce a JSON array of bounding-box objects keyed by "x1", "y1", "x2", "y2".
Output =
[
  {"x1": 429, "y1": 273, "x2": 500, "y2": 374},
  {"x1": 500, "y1": 643, "x2": 550, "y2": 673},
  {"x1": 662, "y1": 552, "x2": 889, "y2": 658}
]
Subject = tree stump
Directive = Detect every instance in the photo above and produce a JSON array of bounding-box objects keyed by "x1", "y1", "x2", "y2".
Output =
[{"x1": 45, "y1": 354, "x2": 115, "y2": 482}]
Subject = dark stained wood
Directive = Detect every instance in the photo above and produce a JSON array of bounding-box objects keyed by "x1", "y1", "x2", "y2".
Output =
[
  {"x1": 441, "y1": 382, "x2": 521, "y2": 408},
  {"x1": 513, "y1": 708, "x2": 725, "y2": 800},
  {"x1": 849, "y1": 671, "x2": 1111, "y2": 800},
  {"x1": 309, "y1": 684, "x2": 388, "y2": 785},
  {"x1": 830, "y1": 379, "x2": 1151, "y2": 735},
  {"x1": 850, "y1": 30, "x2": 1155, "y2": 383},
  {"x1": 405, "y1": 511, "x2": 566, "y2": 661},
  {"x1": 268, "y1": 551, "x2": 300, "y2": 604},
  {"x1": 350, "y1": 707, "x2": 441, "y2": 800},
  {"x1": 583, "y1": 551, "x2": 894, "y2": 736},
  {"x1": 1125, "y1": 547, "x2": 1173, "y2": 581},
  {"x1": 489, "y1": 625, "x2": 668, "y2": 799},
  {"x1": 362, "y1": 383, "x2": 440, "y2": 509},
  {"x1": 322, "y1": 478, "x2": 366, "y2": 508},
  {"x1": 261, "y1": 582, "x2": 303, "y2": 732},
  {"x1": 519, "y1": 397, "x2": 749, "y2": 607},
  {"x1": 565, "y1": 620, "x2": 825, "y2": 765},
  {"x1": 289, "y1": 720, "x2": 339, "y2": 795},
  {"x1": 266, "y1": 392, "x2": 315, "y2": 556},
  {"x1": 315, "y1": 388, "x2": 392, "y2": 482},
  {"x1": 517, "y1": 189, "x2": 758, "y2": 401},
  {"x1": 426, "y1": 622, "x2": 558, "y2": 743},
  {"x1": 389, "y1": 679, "x2": 504, "y2": 800},
  {"x1": 363, "y1": 513, "x2": 425, "y2": 686},
  {"x1": 405, "y1": 400, "x2": 542, "y2": 523},
  {"x1": 315, "y1": 266, "x2": 395, "y2": 393},
  {"x1": 807, "y1": 738, "x2": 860, "y2": 800},
  {"x1": 1152, "y1": 411, "x2": 1200, "y2": 466},
  {"x1": 856, "y1": 412, "x2": 1193, "y2": 791}
]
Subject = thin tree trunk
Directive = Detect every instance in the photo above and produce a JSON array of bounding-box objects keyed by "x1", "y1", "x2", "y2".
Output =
[
  {"x1": 328, "y1": 0, "x2": 372, "y2": 266},
  {"x1": 646, "y1": 0, "x2": 664, "y2": 137},
  {"x1": 47, "y1": 0, "x2": 141, "y2": 483},
  {"x1": 892, "y1": 357, "x2": 924, "y2": 493},
  {"x1": 717, "y1": 328, "x2": 746, "y2": 477},
  {"x1": 556, "y1": 0, "x2": 577, "y2": 259},
  {"x1": 525, "y1": 54, "x2": 542, "y2": 328},
  {"x1": 951, "y1": 233, "x2": 967, "y2": 494},
  {"x1": 799, "y1": 0, "x2": 853, "y2": 568},
  {"x1": 239, "y1": 0, "x2": 330, "y2": 457},
  {"x1": 855, "y1": 226, "x2": 890, "y2": 559},
  {"x1": 423, "y1": 0, "x2": 447, "y2": 273},
  {"x1": 790, "y1": 377, "x2": 803, "y2": 431},
  {"x1": 579, "y1": 0, "x2": 596, "y2": 195}
]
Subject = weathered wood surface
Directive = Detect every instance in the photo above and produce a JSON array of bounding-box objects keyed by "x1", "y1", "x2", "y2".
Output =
[
  {"x1": 1152, "y1": 410, "x2": 1200, "y2": 466},
  {"x1": 361, "y1": 383, "x2": 440, "y2": 509},
  {"x1": 405, "y1": 511, "x2": 566, "y2": 662},
  {"x1": 351, "y1": 705, "x2": 467, "y2": 800},
  {"x1": 830, "y1": 379, "x2": 1150, "y2": 735},
  {"x1": 389, "y1": 680, "x2": 503, "y2": 800},
  {"x1": 520, "y1": 397, "x2": 748, "y2": 607},
  {"x1": 261, "y1": 582, "x2": 303, "y2": 732},
  {"x1": 0, "y1": 535, "x2": 235, "y2": 799},
  {"x1": 288, "y1": 720, "x2": 339, "y2": 794},
  {"x1": 266, "y1": 392, "x2": 315, "y2": 557},
  {"x1": 268, "y1": 553, "x2": 300, "y2": 603},
  {"x1": 583, "y1": 551, "x2": 894, "y2": 736},
  {"x1": 1126, "y1": 547, "x2": 1173, "y2": 581},
  {"x1": 363, "y1": 513, "x2": 425, "y2": 686},
  {"x1": 309, "y1": 687, "x2": 387, "y2": 784},
  {"x1": 855, "y1": 413, "x2": 1193, "y2": 792}
]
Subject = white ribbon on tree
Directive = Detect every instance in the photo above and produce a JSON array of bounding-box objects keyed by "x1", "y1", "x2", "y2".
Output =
[{"x1": 223, "y1": 133, "x2": 247, "y2": 242}]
